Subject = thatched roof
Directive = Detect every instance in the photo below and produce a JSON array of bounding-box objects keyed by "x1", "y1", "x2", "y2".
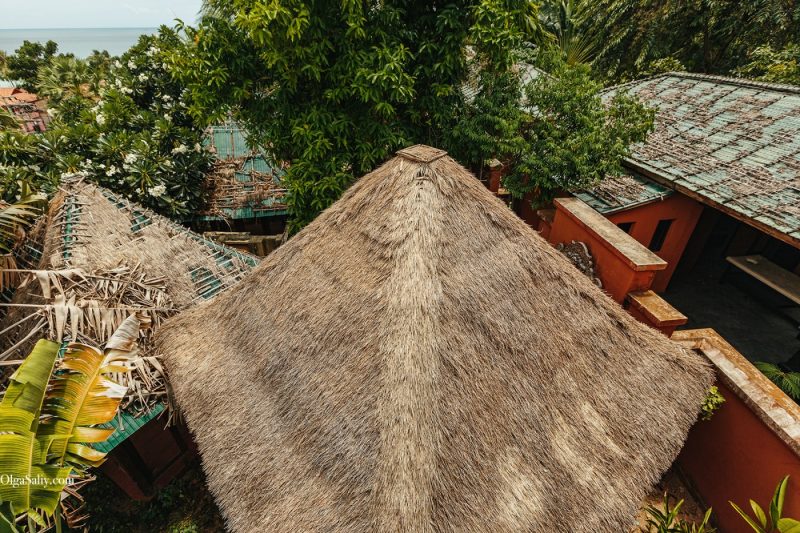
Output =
[
  {"x1": 156, "y1": 145, "x2": 712, "y2": 532},
  {"x1": 1, "y1": 178, "x2": 259, "y2": 431}
]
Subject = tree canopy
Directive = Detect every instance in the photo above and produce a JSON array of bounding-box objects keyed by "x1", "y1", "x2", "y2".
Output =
[{"x1": 173, "y1": 0, "x2": 541, "y2": 230}]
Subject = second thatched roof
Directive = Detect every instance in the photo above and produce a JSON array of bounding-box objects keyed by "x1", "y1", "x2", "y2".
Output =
[{"x1": 156, "y1": 145, "x2": 712, "y2": 532}]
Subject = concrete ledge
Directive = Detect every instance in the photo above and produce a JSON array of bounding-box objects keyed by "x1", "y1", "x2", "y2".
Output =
[
  {"x1": 627, "y1": 290, "x2": 687, "y2": 336},
  {"x1": 672, "y1": 328, "x2": 800, "y2": 456},
  {"x1": 554, "y1": 197, "x2": 667, "y2": 272}
]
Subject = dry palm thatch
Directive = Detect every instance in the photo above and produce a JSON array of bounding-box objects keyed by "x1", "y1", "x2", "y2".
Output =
[
  {"x1": 156, "y1": 145, "x2": 713, "y2": 532},
  {"x1": 0, "y1": 177, "x2": 259, "y2": 414}
]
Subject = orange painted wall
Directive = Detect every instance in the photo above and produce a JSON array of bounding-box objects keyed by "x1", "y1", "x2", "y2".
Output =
[
  {"x1": 547, "y1": 207, "x2": 660, "y2": 303},
  {"x1": 678, "y1": 380, "x2": 800, "y2": 532},
  {"x1": 606, "y1": 193, "x2": 703, "y2": 292}
]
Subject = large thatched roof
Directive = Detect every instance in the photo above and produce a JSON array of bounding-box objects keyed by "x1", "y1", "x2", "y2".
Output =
[{"x1": 156, "y1": 145, "x2": 712, "y2": 532}]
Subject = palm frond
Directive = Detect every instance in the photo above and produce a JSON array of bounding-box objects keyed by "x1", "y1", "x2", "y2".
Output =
[{"x1": 755, "y1": 362, "x2": 800, "y2": 401}]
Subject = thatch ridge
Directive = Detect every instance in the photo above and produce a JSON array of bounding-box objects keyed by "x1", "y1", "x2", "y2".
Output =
[{"x1": 156, "y1": 145, "x2": 712, "y2": 532}]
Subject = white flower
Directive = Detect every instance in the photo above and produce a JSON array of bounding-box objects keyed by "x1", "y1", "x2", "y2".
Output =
[
  {"x1": 115, "y1": 78, "x2": 123, "y2": 88},
  {"x1": 95, "y1": 113, "x2": 106, "y2": 126},
  {"x1": 163, "y1": 94, "x2": 172, "y2": 102},
  {"x1": 138, "y1": 73, "x2": 147, "y2": 82},
  {"x1": 106, "y1": 165, "x2": 118, "y2": 176},
  {"x1": 145, "y1": 46, "x2": 159, "y2": 57},
  {"x1": 121, "y1": 86, "x2": 133, "y2": 95},
  {"x1": 114, "y1": 60, "x2": 122, "y2": 69},
  {"x1": 47, "y1": 108, "x2": 58, "y2": 117},
  {"x1": 149, "y1": 184, "x2": 167, "y2": 198},
  {"x1": 194, "y1": 143, "x2": 202, "y2": 152},
  {"x1": 124, "y1": 153, "x2": 138, "y2": 164},
  {"x1": 128, "y1": 60, "x2": 136, "y2": 69},
  {"x1": 171, "y1": 144, "x2": 188, "y2": 155},
  {"x1": 164, "y1": 114, "x2": 172, "y2": 122}
]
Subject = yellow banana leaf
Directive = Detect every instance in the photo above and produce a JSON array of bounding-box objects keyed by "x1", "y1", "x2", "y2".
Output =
[
  {"x1": 0, "y1": 340, "x2": 71, "y2": 517},
  {"x1": 39, "y1": 314, "x2": 139, "y2": 469}
]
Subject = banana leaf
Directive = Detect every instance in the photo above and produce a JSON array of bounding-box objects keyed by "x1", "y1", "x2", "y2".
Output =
[
  {"x1": 39, "y1": 314, "x2": 137, "y2": 469},
  {"x1": 0, "y1": 340, "x2": 71, "y2": 518}
]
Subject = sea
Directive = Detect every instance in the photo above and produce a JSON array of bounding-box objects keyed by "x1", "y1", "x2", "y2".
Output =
[{"x1": 0, "y1": 27, "x2": 157, "y2": 58}]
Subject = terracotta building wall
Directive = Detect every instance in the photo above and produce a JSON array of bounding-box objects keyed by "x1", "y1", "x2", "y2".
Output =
[
  {"x1": 606, "y1": 193, "x2": 703, "y2": 292},
  {"x1": 673, "y1": 330, "x2": 800, "y2": 532},
  {"x1": 545, "y1": 197, "x2": 667, "y2": 303}
]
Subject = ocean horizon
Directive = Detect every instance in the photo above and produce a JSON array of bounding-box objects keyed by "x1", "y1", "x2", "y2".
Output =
[{"x1": 0, "y1": 27, "x2": 159, "y2": 58}]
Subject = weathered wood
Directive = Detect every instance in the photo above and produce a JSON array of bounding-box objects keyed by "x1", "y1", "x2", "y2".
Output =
[{"x1": 726, "y1": 254, "x2": 800, "y2": 305}]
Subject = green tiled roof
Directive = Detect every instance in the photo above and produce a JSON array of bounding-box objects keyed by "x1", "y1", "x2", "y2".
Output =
[
  {"x1": 577, "y1": 172, "x2": 673, "y2": 214},
  {"x1": 605, "y1": 72, "x2": 800, "y2": 246}
]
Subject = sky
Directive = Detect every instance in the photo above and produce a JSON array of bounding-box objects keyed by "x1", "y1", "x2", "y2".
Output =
[{"x1": 0, "y1": 0, "x2": 203, "y2": 29}]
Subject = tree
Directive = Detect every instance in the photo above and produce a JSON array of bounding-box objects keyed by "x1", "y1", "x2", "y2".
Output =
[
  {"x1": 36, "y1": 56, "x2": 96, "y2": 104},
  {"x1": 503, "y1": 62, "x2": 655, "y2": 206},
  {"x1": 0, "y1": 107, "x2": 19, "y2": 130},
  {"x1": 538, "y1": 0, "x2": 599, "y2": 67},
  {"x1": 173, "y1": 1, "x2": 542, "y2": 230},
  {"x1": 588, "y1": 0, "x2": 800, "y2": 81},
  {"x1": 735, "y1": 45, "x2": 800, "y2": 85},
  {"x1": 0, "y1": 28, "x2": 213, "y2": 220},
  {"x1": 446, "y1": 66, "x2": 526, "y2": 178},
  {"x1": 5, "y1": 40, "x2": 58, "y2": 91}
]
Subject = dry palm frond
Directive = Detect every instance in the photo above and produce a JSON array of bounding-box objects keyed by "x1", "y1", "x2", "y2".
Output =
[{"x1": 1, "y1": 266, "x2": 174, "y2": 414}]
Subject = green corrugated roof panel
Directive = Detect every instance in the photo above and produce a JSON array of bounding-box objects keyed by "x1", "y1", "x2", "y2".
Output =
[
  {"x1": 199, "y1": 123, "x2": 288, "y2": 220},
  {"x1": 92, "y1": 403, "x2": 166, "y2": 454},
  {"x1": 205, "y1": 123, "x2": 252, "y2": 159},
  {"x1": 605, "y1": 72, "x2": 800, "y2": 246}
]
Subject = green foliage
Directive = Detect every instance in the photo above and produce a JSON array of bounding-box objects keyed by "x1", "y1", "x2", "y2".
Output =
[
  {"x1": 637, "y1": 57, "x2": 687, "y2": 78},
  {"x1": 0, "y1": 339, "x2": 67, "y2": 524},
  {"x1": 700, "y1": 386, "x2": 725, "y2": 421},
  {"x1": 0, "y1": 28, "x2": 213, "y2": 220},
  {"x1": 3, "y1": 40, "x2": 58, "y2": 90},
  {"x1": 735, "y1": 45, "x2": 800, "y2": 85},
  {"x1": 587, "y1": 0, "x2": 800, "y2": 82},
  {"x1": 0, "y1": 319, "x2": 140, "y2": 530},
  {"x1": 503, "y1": 61, "x2": 654, "y2": 206},
  {"x1": 730, "y1": 476, "x2": 800, "y2": 533},
  {"x1": 644, "y1": 493, "x2": 715, "y2": 533},
  {"x1": 539, "y1": 0, "x2": 600, "y2": 67},
  {"x1": 755, "y1": 362, "x2": 800, "y2": 401},
  {"x1": 174, "y1": 0, "x2": 542, "y2": 231},
  {"x1": 447, "y1": 66, "x2": 526, "y2": 177}
]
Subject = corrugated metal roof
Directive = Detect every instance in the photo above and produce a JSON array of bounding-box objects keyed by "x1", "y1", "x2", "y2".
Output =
[
  {"x1": 577, "y1": 172, "x2": 673, "y2": 214},
  {"x1": 604, "y1": 72, "x2": 800, "y2": 246},
  {"x1": 93, "y1": 403, "x2": 165, "y2": 454},
  {"x1": 198, "y1": 123, "x2": 288, "y2": 221}
]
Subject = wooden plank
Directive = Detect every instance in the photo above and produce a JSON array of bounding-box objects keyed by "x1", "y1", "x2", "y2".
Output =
[{"x1": 726, "y1": 255, "x2": 800, "y2": 305}]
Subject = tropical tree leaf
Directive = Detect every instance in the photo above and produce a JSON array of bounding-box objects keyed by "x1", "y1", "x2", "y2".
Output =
[
  {"x1": 38, "y1": 315, "x2": 138, "y2": 469},
  {"x1": 0, "y1": 340, "x2": 71, "y2": 517}
]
